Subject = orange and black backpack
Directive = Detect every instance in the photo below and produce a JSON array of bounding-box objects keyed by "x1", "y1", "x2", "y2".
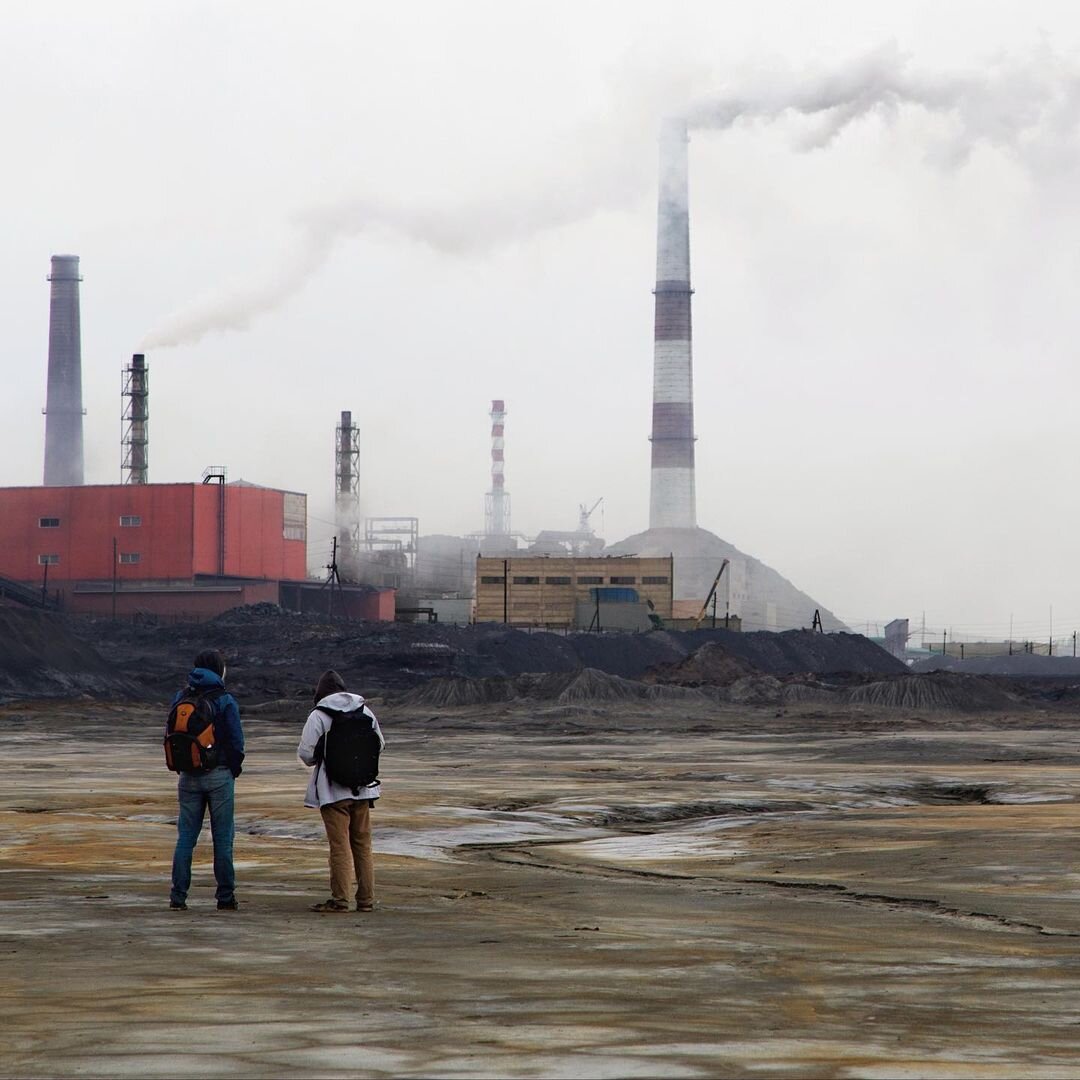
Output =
[{"x1": 164, "y1": 687, "x2": 224, "y2": 773}]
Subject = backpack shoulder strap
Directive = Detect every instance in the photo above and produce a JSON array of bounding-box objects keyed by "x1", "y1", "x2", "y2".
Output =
[{"x1": 191, "y1": 685, "x2": 226, "y2": 720}]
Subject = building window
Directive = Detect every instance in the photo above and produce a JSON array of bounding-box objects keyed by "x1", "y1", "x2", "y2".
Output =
[
  {"x1": 513, "y1": 576, "x2": 540, "y2": 585},
  {"x1": 118, "y1": 552, "x2": 141, "y2": 565},
  {"x1": 642, "y1": 576, "x2": 669, "y2": 585},
  {"x1": 38, "y1": 517, "x2": 60, "y2": 528},
  {"x1": 119, "y1": 515, "x2": 142, "y2": 527},
  {"x1": 283, "y1": 492, "x2": 307, "y2": 542},
  {"x1": 37, "y1": 554, "x2": 59, "y2": 565},
  {"x1": 480, "y1": 576, "x2": 505, "y2": 585},
  {"x1": 577, "y1": 576, "x2": 603, "y2": 585},
  {"x1": 609, "y1": 576, "x2": 637, "y2": 585},
  {"x1": 545, "y1": 576, "x2": 572, "y2": 585}
]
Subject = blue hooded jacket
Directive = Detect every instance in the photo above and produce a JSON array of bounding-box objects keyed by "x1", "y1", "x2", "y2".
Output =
[{"x1": 172, "y1": 667, "x2": 245, "y2": 777}]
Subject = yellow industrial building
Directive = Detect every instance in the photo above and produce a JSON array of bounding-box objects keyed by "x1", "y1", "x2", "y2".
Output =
[{"x1": 475, "y1": 555, "x2": 674, "y2": 629}]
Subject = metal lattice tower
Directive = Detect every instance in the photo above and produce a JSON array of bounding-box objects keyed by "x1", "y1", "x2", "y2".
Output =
[
  {"x1": 334, "y1": 410, "x2": 360, "y2": 555},
  {"x1": 121, "y1": 353, "x2": 149, "y2": 484},
  {"x1": 484, "y1": 399, "x2": 510, "y2": 536}
]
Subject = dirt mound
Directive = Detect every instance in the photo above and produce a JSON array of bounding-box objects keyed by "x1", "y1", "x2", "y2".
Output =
[
  {"x1": 209, "y1": 602, "x2": 300, "y2": 625},
  {"x1": 557, "y1": 668, "x2": 648, "y2": 703},
  {"x1": 727, "y1": 674, "x2": 785, "y2": 705},
  {"x1": 711, "y1": 630, "x2": 906, "y2": 677},
  {"x1": 0, "y1": 607, "x2": 135, "y2": 703},
  {"x1": 401, "y1": 667, "x2": 714, "y2": 708},
  {"x1": 648, "y1": 642, "x2": 758, "y2": 687},
  {"x1": 780, "y1": 683, "x2": 841, "y2": 706},
  {"x1": 400, "y1": 677, "x2": 516, "y2": 707},
  {"x1": 846, "y1": 673, "x2": 1022, "y2": 712},
  {"x1": 647, "y1": 631, "x2": 904, "y2": 686}
]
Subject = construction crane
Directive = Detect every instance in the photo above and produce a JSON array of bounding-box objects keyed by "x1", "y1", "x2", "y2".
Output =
[
  {"x1": 692, "y1": 559, "x2": 730, "y2": 629},
  {"x1": 578, "y1": 497, "x2": 603, "y2": 534}
]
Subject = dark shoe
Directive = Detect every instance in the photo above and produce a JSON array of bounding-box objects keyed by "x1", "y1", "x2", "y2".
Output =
[
  {"x1": 169, "y1": 900, "x2": 187, "y2": 911},
  {"x1": 356, "y1": 901, "x2": 375, "y2": 912},
  {"x1": 217, "y1": 899, "x2": 239, "y2": 911},
  {"x1": 310, "y1": 898, "x2": 350, "y2": 913}
]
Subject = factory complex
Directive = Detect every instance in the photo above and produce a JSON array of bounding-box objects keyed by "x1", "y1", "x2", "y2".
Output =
[{"x1": 6, "y1": 124, "x2": 847, "y2": 631}]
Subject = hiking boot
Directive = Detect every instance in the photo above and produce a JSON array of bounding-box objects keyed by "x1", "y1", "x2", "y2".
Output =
[
  {"x1": 217, "y1": 899, "x2": 239, "y2": 911},
  {"x1": 310, "y1": 898, "x2": 350, "y2": 913},
  {"x1": 169, "y1": 900, "x2": 187, "y2": 911}
]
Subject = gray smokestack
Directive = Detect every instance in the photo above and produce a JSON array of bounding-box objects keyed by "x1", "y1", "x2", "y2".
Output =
[
  {"x1": 122, "y1": 353, "x2": 149, "y2": 484},
  {"x1": 649, "y1": 120, "x2": 696, "y2": 529},
  {"x1": 43, "y1": 254, "x2": 85, "y2": 486}
]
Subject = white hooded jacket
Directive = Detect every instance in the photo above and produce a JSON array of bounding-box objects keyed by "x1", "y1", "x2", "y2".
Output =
[{"x1": 297, "y1": 691, "x2": 385, "y2": 808}]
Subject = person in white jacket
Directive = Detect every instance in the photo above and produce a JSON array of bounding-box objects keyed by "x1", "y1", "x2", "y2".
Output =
[{"x1": 297, "y1": 670, "x2": 385, "y2": 913}]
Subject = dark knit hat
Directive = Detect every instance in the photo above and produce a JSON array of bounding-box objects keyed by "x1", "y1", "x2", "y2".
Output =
[
  {"x1": 194, "y1": 649, "x2": 226, "y2": 677},
  {"x1": 314, "y1": 669, "x2": 346, "y2": 703}
]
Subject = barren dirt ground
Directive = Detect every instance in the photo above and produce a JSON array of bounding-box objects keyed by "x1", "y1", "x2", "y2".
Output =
[{"x1": 3, "y1": 699, "x2": 1080, "y2": 1078}]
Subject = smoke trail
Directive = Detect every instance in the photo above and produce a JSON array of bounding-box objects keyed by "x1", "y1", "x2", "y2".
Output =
[
  {"x1": 685, "y1": 43, "x2": 1080, "y2": 163},
  {"x1": 142, "y1": 116, "x2": 650, "y2": 349},
  {"x1": 141, "y1": 230, "x2": 337, "y2": 348},
  {"x1": 143, "y1": 44, "x2": 1080, "y2": 349}
]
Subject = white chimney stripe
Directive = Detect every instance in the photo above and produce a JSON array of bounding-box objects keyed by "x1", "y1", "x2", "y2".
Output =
[
  {"x1": 653, "y1": 341, "x2": 694, "y2": 403},
  {"x1": 649, "y1": 467, "x2": 697, "y2": 529}
]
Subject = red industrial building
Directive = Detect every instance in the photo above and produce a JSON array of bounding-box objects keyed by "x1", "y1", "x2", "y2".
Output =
[{"x1": 0, "y1": 482, "x2": 394, "y2": 621}]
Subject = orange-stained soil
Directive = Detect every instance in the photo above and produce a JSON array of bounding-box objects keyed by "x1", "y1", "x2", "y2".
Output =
[{"x1": 2, "y1": 699, "x2": 1080, "y2": 1078}]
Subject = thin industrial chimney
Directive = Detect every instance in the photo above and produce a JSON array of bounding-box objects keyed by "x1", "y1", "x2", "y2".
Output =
[
  {"x1": 335, "y1": 409, "x2": 360, "y2": 554},
  {"x1": 43, "y1": 254, "x2": 85, "y2": 486},
  {"x1": 485, "y1": 399, "x2": 509, "y2": 536},
  {"x1": 122, "y1": 353, "x2": 149, "y2": 484},
  {"x1": 649, "y1": 119, "x2": 696, "y2": 530}
]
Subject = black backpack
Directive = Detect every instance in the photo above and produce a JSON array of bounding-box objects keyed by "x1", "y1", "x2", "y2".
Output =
[
  {"x1": 165, "y1": 687, "x2": 225, "y2": 773},
  {"x1": 319, "y1": 706, "x2": 380, "y2": 795}
]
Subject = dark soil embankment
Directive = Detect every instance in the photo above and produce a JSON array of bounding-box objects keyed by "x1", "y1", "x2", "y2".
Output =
[
  {"x1": 649, "y1": 632, "x2": 906, "y2": 685},
  {"x1": 0, "y1": 605, "x2": 136, "y2": 703},
  {"x1": 75, "y1": 610, "x2": 904, "y2": 701},
  {"x1": 19, "y1": 606, "x2": 1032, "y2": 715},
  {"x1": 914, "y1": 653, "x2": 1080, "y2": 677},
  {"x1": 648, "y1": 640, "x2": 1025, "y2": 712}
]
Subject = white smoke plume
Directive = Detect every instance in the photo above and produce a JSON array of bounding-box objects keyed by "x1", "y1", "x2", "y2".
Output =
[
  {"x1": 143, "y1": 44, "x2": 1080, "y2": 350},
  {"x1": 683, "y1": 43, "x2": 1080, "y2": 164}
]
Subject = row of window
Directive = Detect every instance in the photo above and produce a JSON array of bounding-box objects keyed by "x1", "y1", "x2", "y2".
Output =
[
  {"x1": 480, "y1": 575, "x2": 670, "y2": 587},
  {"x1": 38, "y1": 516, "x2": 304, "y2": 542},
  {"x1": 38, "y1": 553, "x2": 141, "y2": 565},
  {"x1": 39, "y1": 516, "x2": 142, "y2": 528}
]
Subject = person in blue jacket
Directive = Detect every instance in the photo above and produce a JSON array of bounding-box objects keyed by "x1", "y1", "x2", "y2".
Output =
[{"x1": 168, "y1": 649, "x2": 245, "y2": 911}]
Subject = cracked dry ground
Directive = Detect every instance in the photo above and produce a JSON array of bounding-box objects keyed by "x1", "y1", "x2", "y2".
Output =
[{"x1": 3, "y1": 700, "x2": 1080, "y2": 1078}]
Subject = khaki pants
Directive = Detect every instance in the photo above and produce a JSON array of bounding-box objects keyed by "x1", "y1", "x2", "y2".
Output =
[{"x1": 319, "y1": 799, "x2": 374, "y2": 906}]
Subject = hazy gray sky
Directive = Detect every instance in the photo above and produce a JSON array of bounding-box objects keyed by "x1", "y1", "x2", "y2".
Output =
[{"x1": 5, "y1": 0, "x2": 1080, "y2": 642}]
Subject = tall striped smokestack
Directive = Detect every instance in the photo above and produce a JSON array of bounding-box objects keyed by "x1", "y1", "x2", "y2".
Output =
[
  {"x1": 43, "y1": 254, "x2": 85, "y2": 486},
  {"x1": 486, "y1": 399, "x2": 509, "y2": 536},
  {"x1": 649, "y1": 119, "x2": 696, "y2": 530}
]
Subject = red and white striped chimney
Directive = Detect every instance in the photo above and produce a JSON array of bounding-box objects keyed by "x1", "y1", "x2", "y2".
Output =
[
  {"x1": 485, "y1": 399, "x2": 509, "y2": 536},
  {"x1": 649, "y1": 118, "x2": 696, "y2": 529}
]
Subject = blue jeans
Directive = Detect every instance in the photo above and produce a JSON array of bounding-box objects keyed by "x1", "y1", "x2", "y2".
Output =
[{"x1": 170, "y1": 767, "x2": 236, "y2": 905}]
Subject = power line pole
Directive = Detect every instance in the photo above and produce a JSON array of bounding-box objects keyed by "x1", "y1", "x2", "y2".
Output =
[{"x1": 321, "y1": 536, "x2": 349, "y2": 620}]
